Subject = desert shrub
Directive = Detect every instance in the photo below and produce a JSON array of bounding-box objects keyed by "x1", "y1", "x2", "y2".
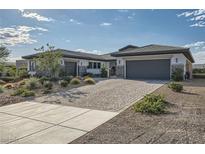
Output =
[
  {"x1": 101, "y1": 66, "x2": 108, "y2": 78},
  {"x1": 134, "y1": 94, "x2": 166, "y2": 114},
  {"x1": 0, "y1": 86, "x2": 3, "y2": 93},
  {"x1": 84, "y1": 77, "x2": 96, "y2": 85},
  {"x1": 171, "y1": 68, "x2": 183, "y2": 81},
  {"x1": 43, "y1": 81, "x2": 53, "y2": 89},
  {"x1": 49, "y1": 77, "x2": 59, "y2": 82},
  {"x1": 59, "y1": 80, "x2": 68, "y2": 87},
  {"x1": 21, "y1": 90, "x2": 35, "y2": 97},
  {"x1": 0, "y1": 77, "x2": 15, "y2": 82},
  {"x1": 17, "y1": 67, "x2": 29, "y2": 79},
  {"x1": 3, "y1": 83, "x2": 15, "y2": 89},
  {"x1": 83, "y1": 73, "x2": 93, "y2": 78},
  {"x1": 70, "y1": 78, "x2": 81, "y2": 85},
  {"x1": 61, "y1": 76, "x2": 73, "y2": 83},
  {"x1": 0, "y1": 79, "x2": 6, "y2": 85},
  {"x1": 39, "y1": 76, "x2": 49, "y2": 85},
  {"x1": 25, "y1": 78, "x2": 39, "y2": 90},
  {"x1": 17, "y1": 79, "x2": 27, "y2": 87},
  {"x1": 168, "y1": 82, "x2": 183, "y2": 92},
  {"x1": 11, "y1": 87, "x2": 35, "y2": 97},
  {"x1": 193, "y1": 68, "x2": 205, "y2": 74}
]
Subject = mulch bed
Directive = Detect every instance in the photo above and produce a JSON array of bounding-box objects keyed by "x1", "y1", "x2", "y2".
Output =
[{"x1": 72, "y1": 79, "x2": 205, "y2": 144}]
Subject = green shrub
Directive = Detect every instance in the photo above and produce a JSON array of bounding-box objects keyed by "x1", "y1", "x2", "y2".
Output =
[
  {"x1": 43, "y1": 81, "x2": 53, "y2": 89},
  {"x1": 59, "y1": 80, "x2": 68, "y2": 87},
  {"x1": 70, "y1": 78, "x2": 81, "y2": 85},
  {"x1": 168, "y1": 82, "x2": 183, "y2": 92},
  {"x1": 25, "y1": 78, "x2": 39, "y2": 90},
  {"x1": 49, "y1": 77, "x2": 59, "y2": 82},
  {"x1": 193, "y1": 68, "x2": 205, "y2": 74},
  {"x1": 0, "y1": 86, "x2": 4, "y2": 93},
  {"x1": 171, "y1": 68, "x2": 183, "y2": 81},
  {"x1": 17, "y1": 67, "x2": 29, "y2": 79},
  {"x1": 61, "y1": 76, "x2": 73, "y2": 83},
  {"x1": 84, "y1": 77, "x2": 96, "y2": 85},
  {"x1": 101, "y1": 66, "x2": 108, "y2": 78},
  {"x1": 39, "y1": 76, "x2": 49, "y2": 85},
  {"x1": 0, "y1": 77, "x2": 15, "y2": 82},
  {"x1": 11, "y1": 87, "x2": 27, "y2": 96},
  {"x1": 11, "y1": 87, "x2": 35, "y2": 97},
  {"x1": 134, "y1": 94, "x2": 166, "y2": 114},
  {"x1": 21, "y1": 90, "x2": 35, "y2": 97}
]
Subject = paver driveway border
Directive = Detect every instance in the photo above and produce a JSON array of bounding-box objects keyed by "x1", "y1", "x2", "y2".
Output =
[{"x1": 0, "y1": 101, "x2": 117, "y2": 144}]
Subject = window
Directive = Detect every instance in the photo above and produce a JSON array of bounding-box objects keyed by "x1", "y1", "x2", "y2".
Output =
[
  {"x1": 30, "y1": 61, "x2": 35, "y2": 71},
  {"x1": 88, "y1": 62, "x2": 101, "y2": 69},
  {"x1": 88, "y1": 62, "x2": 92, "y2": 68},
  {"x1": 176, "y1": 58, "x2": 178, "y2": 63},
  {"x1": 97, "y1": 63, "x2": 101, "y2": 69},
  {"x1": 118, "y1": 60, "x2": 121, "y2": 65},
  {"x1": 93, "y1": 62, "x2": 97, "y2": 69}
]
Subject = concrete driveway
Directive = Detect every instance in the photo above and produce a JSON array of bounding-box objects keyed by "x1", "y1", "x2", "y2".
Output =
[
  {"x1": 0, "y1": 101, "x2": 117, "y2": 144},
  {"x1": 0, "y1": 79, "x2": 165, "y2": 144},
  {"x1": 34, "y1": 79, "x2": 165, "y2": 112}
]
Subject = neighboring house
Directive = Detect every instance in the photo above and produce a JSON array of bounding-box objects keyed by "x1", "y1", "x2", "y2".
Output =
[
  {"x1": 22, "y1": 44, "x2": 194, "y2": 80},
  {"x1": 16, "y1": 60, "x2": 28, "y2": 69},
  {"x1": 193, "y1": 64, "x2": 205, "y2": 69}
]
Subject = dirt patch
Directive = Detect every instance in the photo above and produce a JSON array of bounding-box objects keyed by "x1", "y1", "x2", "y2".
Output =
[{"x1": 72, "y1": 79, "x2": 205, "y2": 144}]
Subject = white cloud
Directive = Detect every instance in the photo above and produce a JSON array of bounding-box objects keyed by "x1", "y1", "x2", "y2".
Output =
[
  {"x1": 100, "y1": 22, "x2": 112, "y2": 26},
  {"x1": 65, "y1": 39, "x2": 71, "y2": 43},
  {"x1": 19, "y1": 10, "x2": 55, "y2": 22},
  {"x1": 69, "y1": 18, "x2": 82, "y2": 25},
  {"x1": 192, "y1": 52, "x2": 205, "y2": 64},
  {"x1": 0, "y1": 25, "x2": 48, "y2": 46},
  {"x1": 190, "y1": 21, "x2": 205, "y2": 27},
  {"x1": 7, "y1": 55, "x2": 22, "y2": 62},
  {"x1": 177, "y1": 9, "x2": 205, "y2": 28},
  {"x1": 76, "y1": 49, "x2": 109, "y2": 55},
  {"x1": 184, "y1": 41, "x2": 205, "y2": 48},
  {"x1": 184, "y1": 41, "x2": 205, "y2": 64}
]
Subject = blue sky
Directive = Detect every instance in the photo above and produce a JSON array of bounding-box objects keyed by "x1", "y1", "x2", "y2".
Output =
[{"x1": 0, "y1": 9, "x2": 205, "y2": 63}]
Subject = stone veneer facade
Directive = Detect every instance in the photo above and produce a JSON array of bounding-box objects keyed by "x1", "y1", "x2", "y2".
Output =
[{"x1": 116, "y1": 65, "x2": 124, "y2": 78}]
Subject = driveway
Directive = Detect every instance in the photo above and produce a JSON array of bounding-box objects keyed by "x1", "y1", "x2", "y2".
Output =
[
  {"x1": 0, "y1": 101, "x2": 117, "y2": 144},
  {"x1": 0, "y1": 79, "x2": 165, "y2": 144},
  {"x1": 34, "y1": 79, "x2": 165, "y2": 112}
]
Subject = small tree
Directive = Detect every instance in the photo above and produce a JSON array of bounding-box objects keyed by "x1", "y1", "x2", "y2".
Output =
[
  {"x1": 101, "y1": 65, "x2": 108, "y2": 78},
  {"x1": 34, "y1": 44, "x2": 62, "y2": 78}
]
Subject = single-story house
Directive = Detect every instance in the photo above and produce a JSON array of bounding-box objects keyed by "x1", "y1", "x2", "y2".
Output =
[{"x1": 22, "y1": 44, "x2": 194, "y2": 80}]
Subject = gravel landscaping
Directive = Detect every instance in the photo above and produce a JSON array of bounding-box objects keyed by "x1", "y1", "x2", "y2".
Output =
[
  {"x1": 72, "y1": 79, "x2": 205, "y2": 144},
  {"x1": 0, "y1": 94, "x2": 25, "y2": 107},
  {"x1": 34, "y1": 79, "x2": 165, "y2": 112}
]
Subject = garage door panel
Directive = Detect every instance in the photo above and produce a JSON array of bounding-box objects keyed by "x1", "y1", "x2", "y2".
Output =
[
  {"x1": 64, "y1": 62, "x2": 77, "y2": 76},
  {"x1": 126, "y1": 59, "x2": 170, "y2": 80}
]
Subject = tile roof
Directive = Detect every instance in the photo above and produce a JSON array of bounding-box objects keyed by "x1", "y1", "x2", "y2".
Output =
[{"x1": 111, "y1": 44, "x2": 194, "y2": 63}]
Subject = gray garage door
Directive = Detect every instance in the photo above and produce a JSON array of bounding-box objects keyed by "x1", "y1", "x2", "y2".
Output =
[
  {"x1": 126, "y1": 59, "x2": 170, "y2": 80},
  {"x1": 64, "y1": 62, "x2": 77, "y2": 76}
]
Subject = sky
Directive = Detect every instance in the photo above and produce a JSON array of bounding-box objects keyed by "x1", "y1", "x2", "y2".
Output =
[{"x1": 0, "y1": 9, "x2": 205, "y2": 64}]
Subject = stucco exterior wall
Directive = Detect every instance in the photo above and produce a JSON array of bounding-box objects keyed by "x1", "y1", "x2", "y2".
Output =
[{"x1": 115, "y1": 53, "x2": 192, "y2": 79}]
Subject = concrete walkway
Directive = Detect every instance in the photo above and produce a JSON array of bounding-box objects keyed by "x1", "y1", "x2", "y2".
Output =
[{"x1": 0, "y1": 101, "x2": 117, "y2": 144}]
